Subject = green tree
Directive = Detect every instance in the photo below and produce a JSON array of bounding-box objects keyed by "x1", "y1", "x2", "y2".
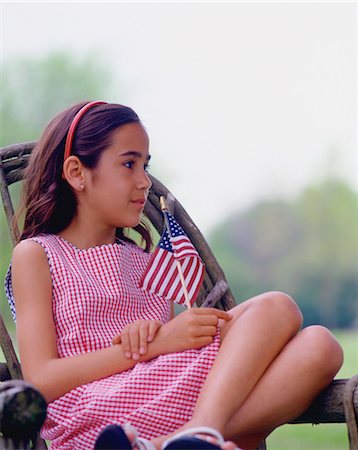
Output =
[
  {"x1": 0, "y1": 51, "x2": 114, "y2": 328},
  {"x1": 209, "y1": 178, "x2": 358, "y2": 328},
  {"x1": 1, "y1": 51, "x2": 112, "y2": 146}
]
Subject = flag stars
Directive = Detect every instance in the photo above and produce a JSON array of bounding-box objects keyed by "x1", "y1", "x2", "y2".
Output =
[
  {"x1": 159, "y1": 231, "x2": 173, "y2": 252},
  {"x1": 159, "y1": 213, "x2": 186, "y2": 251},
  {"x1": 167, "y1": 215, "x2": 185, "y2": 238}
]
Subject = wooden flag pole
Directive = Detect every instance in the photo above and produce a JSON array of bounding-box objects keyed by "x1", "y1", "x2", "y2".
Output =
[{"x1": 160, "y1": 196, "x2": 192, "y2": 309}]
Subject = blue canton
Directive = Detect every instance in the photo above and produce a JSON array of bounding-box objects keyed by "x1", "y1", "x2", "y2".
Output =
[{"x1": 158, "y1": 212, "x2": 185, "y2": 253}]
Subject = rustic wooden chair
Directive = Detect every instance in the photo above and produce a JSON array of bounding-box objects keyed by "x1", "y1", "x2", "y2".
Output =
[{"x1": 0, "y1": 142, "x2": 357, "y2": 450}]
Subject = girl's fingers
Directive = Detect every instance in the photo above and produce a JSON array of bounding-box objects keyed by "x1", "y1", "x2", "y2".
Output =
[
  {"x1": 189, "y1": 309, "x2": 232, "y2": 328},
  {"x1": 196, "y1": 315, "x2": 220, "y2": 326},
  {"x1": 193, "y1": 335, "x2": 214, "y2": 348},
  {"x1": 195, "y1": 325, "x2": 217, "y2": 337},
  {"x1": 194, "y1": 308, "x2": 232, "y2": 321},
  {"x1": 139, "y1": 323, "x2": 149, "y2": 355},
  {"x1": 147, "y1": 321, "x2": 161, "y2": 343},
  {"x1": 120, "y1": 331, "x2": 132, "y2": 359},
  {"x1": 129, "y1": 327, "x2": 140, "y2": 360},
  {"x1": 116, "y1": 320, "x2": 163, "y2": 360}
]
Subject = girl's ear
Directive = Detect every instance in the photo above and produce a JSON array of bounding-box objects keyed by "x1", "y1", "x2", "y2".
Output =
[{"x1": 62, "y1": 156, "x2": 86, "y2": 191}]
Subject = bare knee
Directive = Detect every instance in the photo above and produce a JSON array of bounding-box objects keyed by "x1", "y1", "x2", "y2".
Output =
[
  {"x1": 298, "y1": 325, "x2": 344, "y2": 381},
  {"x1": 257, "y1": 291, "x2": 303, "y2": 333},
  {"x1": 225, "y1": 291, "x2": 302, "y2": 340}
]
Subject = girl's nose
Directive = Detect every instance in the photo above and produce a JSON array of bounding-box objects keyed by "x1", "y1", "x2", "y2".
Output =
[{"x1": 138, "y1": 171, "x2": 152, "y2": 191}]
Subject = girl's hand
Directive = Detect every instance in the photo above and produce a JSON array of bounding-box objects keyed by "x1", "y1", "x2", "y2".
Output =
[
  {"x1": 112, "y1": 320, "x2": 162, "y2": 360},
  {"x1": 156, "y1": 308, "x2": 232, "y2": 355}
]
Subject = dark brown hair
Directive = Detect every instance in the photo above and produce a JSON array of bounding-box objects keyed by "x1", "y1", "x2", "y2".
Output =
[{"x1": 19, "y1": 101, "x2": 152, "y2": 251}]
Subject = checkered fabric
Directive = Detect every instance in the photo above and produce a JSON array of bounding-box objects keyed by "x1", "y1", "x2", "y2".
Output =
[{"x1": 5, "y1": 234, "x2": 220, "y2": 449}]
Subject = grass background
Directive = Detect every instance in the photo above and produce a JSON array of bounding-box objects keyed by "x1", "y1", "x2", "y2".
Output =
[{"x1": 0, "y1": 328, "x2": 356, "y2": 449}]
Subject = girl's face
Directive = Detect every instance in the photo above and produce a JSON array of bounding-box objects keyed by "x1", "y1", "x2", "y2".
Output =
[{"x1": 83, "y1": 122, "x2": 152, "y2": 229}]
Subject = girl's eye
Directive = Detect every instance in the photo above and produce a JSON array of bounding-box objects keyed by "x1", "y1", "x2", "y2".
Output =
[
  {"x1": 123, "y1": 160, "x2": 150, "y2": 172},
  {"x1": 124, "y1": 161, "x2": 134, "y2": 169}
]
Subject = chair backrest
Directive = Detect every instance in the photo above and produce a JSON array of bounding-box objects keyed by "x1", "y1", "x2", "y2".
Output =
[
  {"x1": 0, "y1": 142, "x2": 236, "y2": 380},
  {"x1": 2, "y1": 143, "x2": 358, "y2": 450}
]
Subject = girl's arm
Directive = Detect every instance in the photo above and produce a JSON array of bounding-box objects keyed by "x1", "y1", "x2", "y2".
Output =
[
  {"x1": 13, "y1": 240, "x2": 231, "y2": 403},
  {"x1": 12, "y1": 240, "x2": 141, "y2": 403}
]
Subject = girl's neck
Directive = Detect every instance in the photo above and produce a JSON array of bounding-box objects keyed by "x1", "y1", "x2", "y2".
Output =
[{"x1": 59, "y1": 219, "x2": 117, "y2": 250}]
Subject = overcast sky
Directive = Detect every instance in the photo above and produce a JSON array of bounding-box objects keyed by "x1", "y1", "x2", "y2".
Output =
[{"x1": 1, "y1": 1, "x2": 357, "y2": 235}]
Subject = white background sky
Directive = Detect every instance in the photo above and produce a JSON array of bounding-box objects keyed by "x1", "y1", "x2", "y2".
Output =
[{"x1": 1, "y1": 1, "x2": 357, "y2": 235}]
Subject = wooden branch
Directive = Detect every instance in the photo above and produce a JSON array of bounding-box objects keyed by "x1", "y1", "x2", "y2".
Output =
[
  {"x1": 0, "y1": 142, "x2": 35, "y2": 158},
  {"x1": 0, "y1": 364, "x2": 11, "y2": 382},
  {"x1": 0, "y1": 166, "x2": 19, "y2": 245},
  {"x1": 0, "y1": 142, "x2": 35, "y2": 187},
  {"x1": 343, "y1": 374, "x2": 358, "y2": 450},
  {"x1": 166, "y1": 192, "x2": 176, "y2": 214},
  {"x1": 201, "y1": 280, "x2": 229, "y2": 308},
  {"x1": 289, "y1": 379, "x2": 357, "y2": 424},
  {"x1": 0, "y1": 317, "x2": 22, "y2": 380}
]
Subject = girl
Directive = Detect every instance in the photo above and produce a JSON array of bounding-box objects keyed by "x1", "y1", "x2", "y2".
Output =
[{"x1": 6, "y1": 101, "x2": 343, "y2": 450}]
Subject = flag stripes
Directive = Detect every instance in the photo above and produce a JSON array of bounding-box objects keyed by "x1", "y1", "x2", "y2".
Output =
[{"x1": 139, "y1": 211, "x2": 205, "y2": 306}]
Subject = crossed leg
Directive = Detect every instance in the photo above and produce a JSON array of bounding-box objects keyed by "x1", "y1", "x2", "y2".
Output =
[
  {"x1": 151, "y1": 291, "x2": 343, "y2": 450},
  {"x1": 223, "y1": 323, "x2": 343, "y2": 448}
]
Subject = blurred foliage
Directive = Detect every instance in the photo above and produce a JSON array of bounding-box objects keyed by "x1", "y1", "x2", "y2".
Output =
[
  {"x1": 1, "y1": 51, "x2": 357, "y2": 334},
  {"x1": 0, "y1": 51, "x2": 112, "y2": 146},
  {"x1": 209, "y1": 178, "x2": 358, "y2": 328},
  {"x1": 0, "y1": 51, "x2": 356, "y2": 450},
  {"x1": 0, "y1": 51, "x2": 114, "y2": 328}
]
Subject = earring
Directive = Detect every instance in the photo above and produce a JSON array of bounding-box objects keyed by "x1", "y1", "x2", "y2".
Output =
[{"x1": 80, "y1": 184, "x2": 84, "y2": 190}]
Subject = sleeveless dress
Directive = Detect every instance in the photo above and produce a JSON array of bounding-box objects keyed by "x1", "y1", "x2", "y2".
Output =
[{"x1": 5, "y1": 234, "x2": 220, "y2": 449}]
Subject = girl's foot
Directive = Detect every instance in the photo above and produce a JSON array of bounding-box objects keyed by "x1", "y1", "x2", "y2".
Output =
[
  {"x1": 95, "y1": 424, "x2": 239, "y2": 450},
  {"x1": 161, "y1": 427, "x2": 239, "y2": 450},
  {"x1": 94, "y1": 424, "x2": 154, "y2": 450}
]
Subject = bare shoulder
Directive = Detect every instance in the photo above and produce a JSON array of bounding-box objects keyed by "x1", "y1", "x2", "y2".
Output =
[
  {"x1": 12, "y1": 239, "x2": 51, "y2": 296},
  {"x1": 12, "y1": 239, "x2": 48, "y2": 267}
]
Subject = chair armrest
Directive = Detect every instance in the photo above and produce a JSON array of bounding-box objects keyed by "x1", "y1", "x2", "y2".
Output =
[{"x1": 0, "y1": 379, "x2": 47, "y2": 446}]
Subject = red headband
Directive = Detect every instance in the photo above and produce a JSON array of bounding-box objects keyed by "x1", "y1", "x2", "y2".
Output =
[{"x1": 63, "y1": 101, "x2": 107, "y2": 161}]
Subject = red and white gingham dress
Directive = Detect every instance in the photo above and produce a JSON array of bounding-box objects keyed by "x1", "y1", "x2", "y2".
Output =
[{"x1": 14, "y1": 234, "x2": 220, "y2": 449}]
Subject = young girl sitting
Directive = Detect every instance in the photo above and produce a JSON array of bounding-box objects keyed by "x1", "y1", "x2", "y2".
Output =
[{"x1": 6, "y1": 101, "x2": 343, "y2": 450}]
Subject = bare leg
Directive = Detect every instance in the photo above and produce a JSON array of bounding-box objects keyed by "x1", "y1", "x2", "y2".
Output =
[
  {"x1": 154, "y1": 292, "x2": 342, "y2": 449},
  {"x1": 151, "y1": 291, "x2": 304, "y2": 448},
  {"x1": 189, "y1": 292, "x2": 304, "y2": 430},
  {"x1": 125, "y1": 292, "x2": 342, "y2": 450},
  {"x1": 223, "y1": 325, "x2": 343, "y2": 449}
]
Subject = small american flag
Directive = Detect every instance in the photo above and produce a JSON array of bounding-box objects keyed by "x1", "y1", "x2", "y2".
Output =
[{"x1": 139, "y1": 211, "x2": 205, "y2": 306}]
